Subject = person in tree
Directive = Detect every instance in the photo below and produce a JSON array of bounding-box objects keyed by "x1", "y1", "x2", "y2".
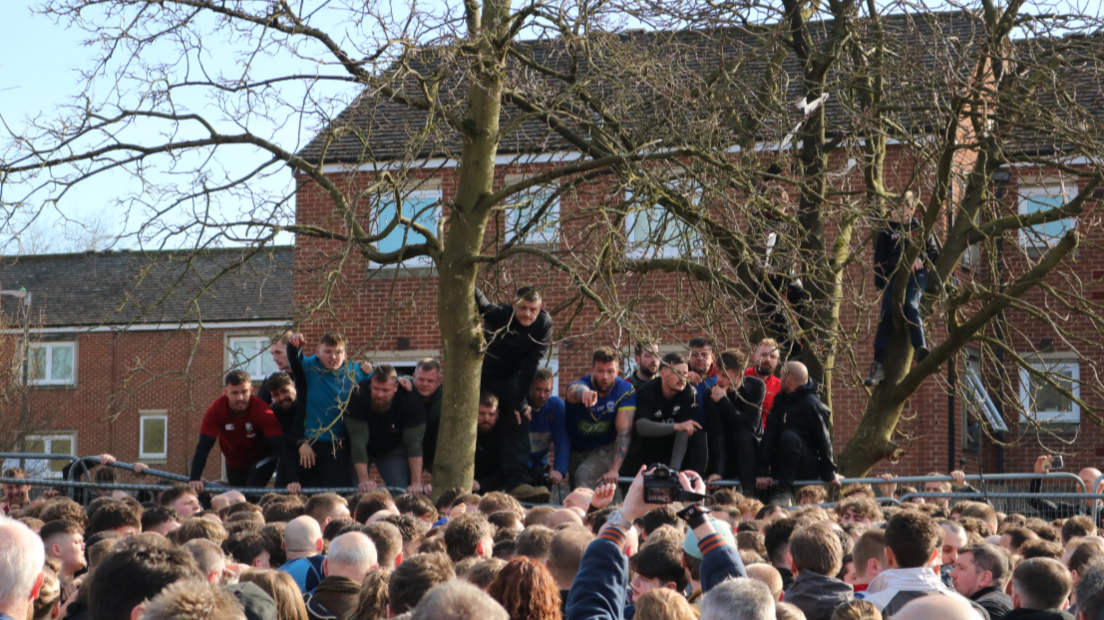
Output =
[
  {"x1": 865, "y1": 191, "x2": 939, "y2": 387},
  {"x1": 475, "y1": 286, "x2": 554, "y2": 504}
]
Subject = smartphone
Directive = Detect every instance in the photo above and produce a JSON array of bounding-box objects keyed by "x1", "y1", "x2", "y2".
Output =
[{"x1": 1052, "y1": 455, "x2": 1065, "y2": 469}]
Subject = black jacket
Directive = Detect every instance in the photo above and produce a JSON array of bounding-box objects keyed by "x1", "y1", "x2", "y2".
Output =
[
  {"x1": 971, "y1": 586, "x2": 1014, "y2": 620},
  {"x1": 873, "y1": 218, "x2": 939, "y2": 290},
  {"x1": 1002, "y1": 610, "x2": 1074, "y2": 620},
  {"x1": 475, "y1": 288, "x2": 553, "y2": 411},
  {"x1": 757, "y1": 379, "x2": 837, "y2": 481},
  {"x1": 620, "y1": 378, "x2": 700, "y2": 476},
  {"x1": 474, "y1": 427, "x2": 503, "y2": 492},
  {"x1": 784, "y1": 571, "x2": 854, "y2": 620},
  {"x1": 1028, "y1": 478, "x2": 1104, "y2": 526},
  {"x1": 704, "y1": 376, "x2": 766, "y2": 476}
]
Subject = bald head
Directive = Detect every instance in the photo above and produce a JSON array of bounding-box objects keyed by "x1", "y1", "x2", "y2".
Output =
[
  {"x1": 783, "y1": 362, "x2": 808, "y2": 392},
  {"x1": 893, "y1": 595, "x2": 978, "y2": 620},
  {"x1": 284, "y1": 516, "x2": 323, "y2": 558},
  {"x1": 1081, "y1": 468, "x2": 1104, "y2": 491},
  {"x1": 746, "y1": 563, "x2": 784, "y2": 601}
]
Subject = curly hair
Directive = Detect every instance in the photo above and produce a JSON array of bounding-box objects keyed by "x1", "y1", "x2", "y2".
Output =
[{"x1": 486, "y1": 556, "x2": 562, "y2": 620}]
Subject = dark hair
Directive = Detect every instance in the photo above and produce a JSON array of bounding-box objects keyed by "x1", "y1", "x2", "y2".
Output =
[
  {"x1": 630, "y1": 540, "x2": 688, "y2": 591},
  {"x1": 1062, "y1": 515, "x2": 1097, "y2": 544},
  {"x1": 479, "y1": 391, "x2": 499, "y2": 410},
  {"x1": 465, "y1": 559, "x2": 507, "y2": 590},
  {"x1": 1013, "y1": 557, "x2": 1072, "y2": 610},
  {"x1": 160, "y1": 484, "x2": 198, "y2": 509},
  {"x1": 533, "y1": 368, "x2": 554, "y2": 385},
  {"x1": 493, "y1": 539, "x2": 517, "y2": 559},
  {"x1": 1075, "y1": 560, "x2": 1104, "y2": 620},
  {"x1": 717, "y1": 350, "x2": 747, "y2": 374},
  {"x1": 790, "y1": 523, "x2": 843, "y2": 576},
  {"x1": 323, "y1": 518, "x2": 360, "y2": 541},
  {"x1": 416, "y1": 358, "x2": 442, "y2": 373},
  {"x1": 39, "y1": 499, "x2": 89, "y2": 529},
  {"x1": 477, "y1": 492, "x2": 523, "y2": 518},
  {"x1": 222, "y1": 531, "x2": 268, "y2": 565},
  {"x1": 1019, "y1": 538, "x2": 1063, "y2": 561},
  {"x1": 225, "y1": 369, "x2": 252, "y2": 386},
  {"x1": 1001, "y1": 526, "x2": 1038, "y2": 552},
  {"x1": 363, "y1": 522, "x2": 404, "y2": 567},
  {"x1": 88, "y1": 543, "x2": 203, "y2": 620},
  {"x1": 852, "y1": 529, "x2": 886, "y2": 577},
  {"x1": 445, "y1": 514, "x2": 494, "y2": 562},
  {"x1": 688, "y1": 337, "x2": 715, "y2": 350},
  {"x1": 387, "y1": 552, "x2": 455, "y2": 614},
  {"x1": 40, "y1": 519, "x2": 83, "y2": 543},
  {"x1": 88, "y1": 501, "x2": 141, "y2": 535},
  {"x1": 380, "y1": 514, "x2": 427, "y2": 547},
  {"x1": 319, "y1": 332, "x2": 346, "y2": 347},
  {"x1": 260, "y1": 523, "x2": 287, "y2": 568},
  {"x1": 885, "y1": 511, "x2": 942, "y2": 568},
  {"x1": 170, "y1": 518, "x2": 228, "y2": 546},
  {"x1": 961, "y1": 543, "x2": 1010, "y2": 587},
  {"x1": 516, "y1": 526, "x2": 555, "y2": 559},
  {"x1": 641, "y1": 506, "x2": 680, "y2": 537},
  {"x1": 830, "y1": 599, "x2": 882, "y2": 620},
  {"x1": 764, "y1": 518, "x2": 799, "y2": 565},
  {"x1": 634, "y1": 342, "x2": 658, "y2": 357},
  {"x1": 262, "y1": 500, "x2": 304, "y2": 523},
  {"x1": 395, "y1": 494, "x2": 438, "y2": 522},
  {"x1": 265, "y1": 372, "x2": 294, "y2": 392},
  {"x1": 354, "y1": 491, "x2": 395, "y2": 524},
  {"x1": 1067, "y1": 539, "x2": 1104, "y2": 575},
  {"x1": 592, "y1": 347, "x2": 619, "y2": 365},
  {"x1": 837, "y1": 497, "x2": 883, "y2": 523},
  {"x1": 141, "y1": 506, "x2": 182, "y2": 532},
  {"x1": 661, "y1": 352, "x2": 686, "y2": 367},
  {"x1": 304, "y1": 493, "x2": 347, "y2": 521},
  {"x1": 372, "y1": 364, "x2": 398, "y2": 383},
  {"x1": 737, "y1": 532, "x2": 767, "y2": 559},
  {"x1": 515, "y1": 287, "x2": 542, "y2": 303}
]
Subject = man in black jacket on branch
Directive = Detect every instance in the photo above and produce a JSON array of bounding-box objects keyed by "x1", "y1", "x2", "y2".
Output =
[
  {"x1": 475, "y1": 286, "x2": 553, "y2": 503},
  {"x1": 756, "y1": 361, "x2": 841, "y2": 506}
]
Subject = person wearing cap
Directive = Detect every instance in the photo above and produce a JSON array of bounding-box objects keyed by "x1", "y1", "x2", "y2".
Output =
[{"x1": 682, "y1": 516, "x2": 739, "y2": 614}]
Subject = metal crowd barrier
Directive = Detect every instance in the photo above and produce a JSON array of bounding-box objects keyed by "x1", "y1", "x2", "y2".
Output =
[
  {"x1": 898, "y1": 491, "x2": 1104, "y2": 518},
  {"x1": 0, "y1": 453, "x2": 83, "y2": 499},
  {"x1": 0, "y1": 476, "x2": 409, "y2": 498}
]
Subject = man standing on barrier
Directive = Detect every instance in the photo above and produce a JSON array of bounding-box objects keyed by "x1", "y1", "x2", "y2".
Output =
[
  {"x1": 565, "y1": 347, "x2": 637, "y2": 490},
  {"x1": 756, "y1": 361, "x2": 841, "y2": 506},
  {"x1": 188, "y1": 370, "x2": 301, "y2": 494},
  {"x1": 1030, "y1": 455, "x2": 1104, "y2": 526},
  {"x1": 346, "y1": 364, "x2": 427, "y2": 494}
]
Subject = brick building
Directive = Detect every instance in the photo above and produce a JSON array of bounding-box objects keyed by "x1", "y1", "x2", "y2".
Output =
[
  {"x1": 0, "y1": 247, "x2": 293, "y2": 482},
  {"x1": 291, "y1": 11, "x2": 1104, "y2": 485}
]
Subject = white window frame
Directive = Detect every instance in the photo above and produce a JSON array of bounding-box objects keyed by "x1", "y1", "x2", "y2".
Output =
[
  {"x1": 1018, "y1": 184, "x2": 1075, "y2": 251},
  {"x1": 504, "y1": 175, "x2": 560, "y2": 245},
  {"x1": 4, "y1": 433, "x2": 78, "y2": 479},
  {"x1": 373, "y1": 188, "x2": 442, "y2": 267},
  {"x1": 624, "y1": 184, "x2": 704, "y2": 259},
  {"x1": 227, "y1": 335, "x2": 281, "y2": 379},
  {"x1": 139, "y1": 411, "x2": 169, "y2": 460},
  {"x1": 1019, "y1": 356, "x2": 1080, "y2": 424},
  {"x1": 543, "y1": 356, "x2": 561, "y2": 396},
  {"x1": 26, "y1": 341, "x2": 76, "y2": 386}
]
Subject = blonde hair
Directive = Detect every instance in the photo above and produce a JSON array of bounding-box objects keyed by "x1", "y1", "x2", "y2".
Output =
[
  {"x1": 634, "y1": 588, "x2": 697, "y2": 620},
  {"x1": 239, "y1": 569, "x2": 308, "y2": 620}
]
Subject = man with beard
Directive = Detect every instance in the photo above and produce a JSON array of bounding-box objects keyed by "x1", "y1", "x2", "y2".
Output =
[
  {"x1": 347, "y1": 364, "x2": 427, "y2": 494},
  {"x1": 565, "y1": 347, "x2": 637, "y2": 489},
  {"x1": 756, "y1": 362, "x2": 841, "y2": 506},
  {"x1": 473, "y1": 391, "x2": 505, "y2": 493},
  {"x1": 264, "y1": 371, "x2": 301, "y2": 488},
  {"x1": 528, "y1": 368, "x2": 569, "y2": 487},
  {"x1": 746, "y1": 338, "x2": 783, "y2": 429},
  {"x1": 630, "y1": 342, "x2": 661, "y2": 391},
  {"x1": 620, "y1": 352, "x2": 704, "y2": 477},
  {"x1": 475, "y1": 286, "x2": 553, "y2": 503},
  {"x1": 705, "y1": 350, "x2": 766, "y2": 490},
  {"x1": 188, "y1": 369, "x2": 301, "y2": 493}
]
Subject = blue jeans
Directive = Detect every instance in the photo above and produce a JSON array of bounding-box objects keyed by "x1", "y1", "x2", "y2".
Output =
[
  {"x1": 874, "y1": 269, "x2": 928, "y2": 363},
  {"x1": 371, "y1": 445, "x2": 411, "y2": 489}
]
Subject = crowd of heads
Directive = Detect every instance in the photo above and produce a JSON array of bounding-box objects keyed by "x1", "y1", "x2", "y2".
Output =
[{"x1": 0, "y1": 471, "x2": 1102, "y2": 620}]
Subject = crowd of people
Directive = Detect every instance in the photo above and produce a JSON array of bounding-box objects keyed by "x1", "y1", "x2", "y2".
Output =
[{"x1": 1, "y1": 455, "x2": 1104, "y2": 620}]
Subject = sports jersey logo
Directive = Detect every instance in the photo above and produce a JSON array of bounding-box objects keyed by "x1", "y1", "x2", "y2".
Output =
[
  {"x1": 245, "y1": 423, "x2": 254, "y2": 433},
  {"x1": 225, "y1": 424, "x2": 235, "y2": 431},
  {"x1": 577, "y1": 421, "x2": 611, "y2": 435}
]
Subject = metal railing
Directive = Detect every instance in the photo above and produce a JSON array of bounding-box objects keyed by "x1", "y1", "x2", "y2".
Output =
[{"x1": 0, "y1": 453, "x2": 83, "y2": 499}]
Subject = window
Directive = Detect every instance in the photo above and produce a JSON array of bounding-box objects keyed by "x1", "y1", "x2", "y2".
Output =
[
  {"x1": 544, "y1": 357, "x2": 561, "y2": 395},
  {"x1": 1019, "y1": 358, "x2": 1080, "y2": 424},
  {"x1": 2, "y1": 434, "x2": 77, "y2": 479},
  {"x1": 228, "y1": 336, "x2": 281, "y2": 378},
  {"x1": 27, "y1": 342, "x2": 75, "y2": 386},
  {"x1": 375, "y1": 189, "x2": 441, "y2": 266},
  {"x1": 625, "y1": 185, "x2": 703, "y2": 258},
  {"x1": 504, "y1": 177, "x2": 559, "y2": 245},
  {"x1": 960, "y1": 355, "x2": 1006, "y2": 451},
  {"x1": 1018, "y1": 185, "x2": 1075, "y2": 251},
  {"x1": 140, "y1": 412, "x2": 168, "y2": 460}
]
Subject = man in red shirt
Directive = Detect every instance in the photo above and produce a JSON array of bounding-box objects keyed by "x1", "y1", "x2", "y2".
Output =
[
  {"x1": 745, "y1": 338, "x2": 783, "y2": 429},
  {"x1": 189, "y1": 370, "x2": 301, "y2": 493}
]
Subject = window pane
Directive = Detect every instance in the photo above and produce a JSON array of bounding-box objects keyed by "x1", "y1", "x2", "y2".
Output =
[
  {"x1": 1029, "y1": 366, "x2": 1074, "y2": 413},
  {"x1": 1021, "y1": 189, "x2": 1072, "y2": 246},
  {"x1": 25, "y1": 438, "x2": 45, "y2": 454},
  {"x1": 378, "y1": 197, "x2": 437, "y2": 255},
  {"x1": 231, "y1": 339, "x2": 255, "y2": 372},
  {"x1": 143, "y1": 418, "x2": 167, "y2": 455},
  {"x1": 259, "y1": 341, "x2": 280, "y2": 376},
  {"x1": 51, "y1": 345, "x2": 73, "y2": 382},
  {"x1": 50, "y1": 438, "x2": 73, "y2": 473},
  {"x1": 29, "y1": 346, "x2": 46, "y2": 382},
  {"x1": 512, "y1": 192, "x2": 557, "y2": 239}
]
